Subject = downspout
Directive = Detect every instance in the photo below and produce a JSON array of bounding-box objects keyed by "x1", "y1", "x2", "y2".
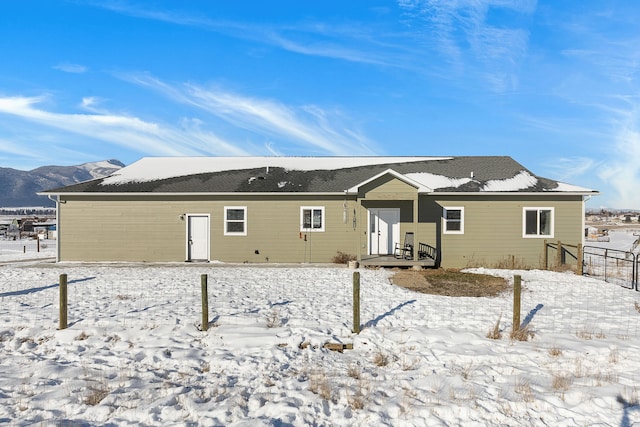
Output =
[
  {"x1": 47, "y1": 195, "x2": 62, "y2": 262},
  {"x1": 413, "y1": 193, "x2": 419, "y2": 261},
  {"x1": 350, "y1": 190, "x2": 363, "y2": 262},
  {"x1": 582, "y1": 195, "x2": 592, "y2": 246}
]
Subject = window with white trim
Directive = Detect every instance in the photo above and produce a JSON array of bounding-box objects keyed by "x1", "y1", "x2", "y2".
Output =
[
  {"x1": 443, "y1": 207, "x2": 464, "y2": 234},
  {"x1": 300, "y1": 206, "x2": 325, "y2": 232},
  {"x1": 523, "y1": 207, "x2": 554, "y2": 238},
  {"x1": 224, "y1": 206, "x2": 247, "y2": 236}
]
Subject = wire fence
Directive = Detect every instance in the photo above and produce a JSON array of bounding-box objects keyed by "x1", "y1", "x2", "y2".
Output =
[
  {"x1": 0, "y1": 268, "x2": 359, "y2": 336},
  {"x1": 520, "y1": 274, "x2": 640, "y2": 340},
  {"x1": 582, "y1": 246, "x2": 637, "y2": 290},
  {"x1": 0, "y1": 237, "x2": 55, "y2": 260},
  {"x1": 2, "y1": 265, "x2": 640, "y2": 344}
]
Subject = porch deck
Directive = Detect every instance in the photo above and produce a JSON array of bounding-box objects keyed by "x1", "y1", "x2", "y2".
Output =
[{"x1": 360, "y1": 255, "x2": 436, "y2": 268}]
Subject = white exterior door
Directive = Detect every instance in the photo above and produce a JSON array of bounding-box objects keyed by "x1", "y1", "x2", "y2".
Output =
[
  {"x1": 187, "y1": 215, "x2": 209, "y2": 261},
  {"x1": 369, "y1": 208, "x2": 400, "y2": 255}
]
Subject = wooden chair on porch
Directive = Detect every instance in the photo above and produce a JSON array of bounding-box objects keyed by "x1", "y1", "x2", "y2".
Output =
[{"x1": 394, "y1": 232, "x2": 414, "y2": 259}]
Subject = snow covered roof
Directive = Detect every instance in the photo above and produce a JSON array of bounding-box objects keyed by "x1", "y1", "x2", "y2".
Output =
[
  {"x1": 100, "y1": 156, "x2": 446, "y2": 185},
  {"x1": 43, "y1": 156, "x2": 598, "y2": 195}
]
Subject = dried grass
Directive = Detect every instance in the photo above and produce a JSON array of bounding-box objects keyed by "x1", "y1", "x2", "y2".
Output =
[
  {"x1": 347, "y1": 377, "x2": 370, "y2": 410},
  {"x1": 515, "y1": 377, "x2": 535, "y2": 403},
  {"x1": 548, "y1": 346, "x2": 562, "y2": 357},
  {"x1": 493, "y1": 255, "x2": 532, "y2": 270},
  {"x1": 75, "y1": 331, "x2": 90, "y2": 341},
  {"x1": 510, "y1": 324, "x2": 534, "y2": 341},
  {"x1": 347, "y1": 364, "x2": 361, "y2": 379},
  {"x1": 486, "y1": 316, "x2": 502, "y2": 340},
  {"x1": 576, "y1": 329, "x2": 593, "y2": 340},
  {"x1": 401, "y1": 356, "x2": 420, "y2": 371},
  {"x1": 84, "y1": 381, "x2": 109, "y2": 406},
  {"x1": 576, "y1": 328, "x2": 606, "y2": 340},
  {"x1": 551, "y1": 372, "x2": 572, "y2": 400},
  {"x1": 391, "y1": 269, "x2": 509, "y2": 297},
  {"x1": 265, "y1": 309, "x2": 282, "y2": 328},
  {"x1": 309, "y1": 370, "x2": 332, "y2": 401},
  {"x1": 332, "y1": 251, "x2": 356, "y2": 264},
  {"x1": 458, "y1": 362, "x2": 475, "y2": 380},
  {"x1": 373, "y1": 350, "x2": 390, "y2": 367}
]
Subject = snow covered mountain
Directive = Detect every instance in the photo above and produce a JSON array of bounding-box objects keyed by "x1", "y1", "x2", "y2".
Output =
[{"x1": 0, "y1": 159, "x2": 124, "y2": 207}]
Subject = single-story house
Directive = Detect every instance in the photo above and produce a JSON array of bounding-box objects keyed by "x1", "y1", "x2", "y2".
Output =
[{"x1": 41, "y1": 156, "x2": 598, "y2": 268}]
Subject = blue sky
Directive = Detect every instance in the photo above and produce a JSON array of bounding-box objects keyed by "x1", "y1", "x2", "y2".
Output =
[{"x1": 0, "y1": 1, "x2": 639, "y2": 208}]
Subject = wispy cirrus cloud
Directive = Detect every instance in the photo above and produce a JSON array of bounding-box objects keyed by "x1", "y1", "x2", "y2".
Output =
[
  {"x1": 120, "y1": 73, "x2": 378, "y2": 156},
  {"x1": 547, "y1": 7, "x2": 640, "y2": 208},
  {"x1": 397, "y1": 0, "x2": 535, "y2": 91},
  {"x1": 597, "y1": 109, "x2": 640, "y2": 209},
  {"x1": 544, "y1": 157, "x2": 598, "y2": 183},
  {"x1": 92, "y1": 0, "x2": 538, "y2": 86},
  {"x1": 0, "y1": 95, "x2": 250, "y2": 159},
  {"x1": 0, "y1": 82, "x2": 377, "y2": 165},
  {"x1": 89, "y1": 1, "x2": 428, "y2": 73},
  {"x1": 52, "y1": 62, "x2": 88, "y2": 73},
  {"x1": 0, "y1": 137, "x2": 35, "y2": 158}
]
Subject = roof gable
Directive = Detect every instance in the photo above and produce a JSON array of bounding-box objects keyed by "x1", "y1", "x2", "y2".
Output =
[{"x1": 346, "y1": 169, "x2": 431, "y2": 193}]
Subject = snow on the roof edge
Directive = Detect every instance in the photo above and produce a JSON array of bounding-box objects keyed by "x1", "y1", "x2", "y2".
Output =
[
  {"x1": 100, "y1": 156, "x2": 451, "y2": 185},
  {"x1": 404, "y1": 172, "x2": 472, "y2": 190},
  {"x1": 481, "y1": 170, "x2": 538, "y2": 192},
  {"x1": 550, "y1": 182, "x2": 597, "y2": 193}
]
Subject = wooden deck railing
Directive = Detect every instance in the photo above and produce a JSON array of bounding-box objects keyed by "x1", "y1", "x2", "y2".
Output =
[{"x1": 418, "y1": 242, "x2": 437, "y2": 261}]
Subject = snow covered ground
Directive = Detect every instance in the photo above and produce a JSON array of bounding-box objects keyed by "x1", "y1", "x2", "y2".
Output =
[
  {"x1": 0, "y1": 238, "x2": 56, "y2": 263},
  {"x1": 587, "y1": 227, "x2": 640, "y2": 253},
  {"x1": 1, "y1": 258, "x2": 640, "y2": 426}
]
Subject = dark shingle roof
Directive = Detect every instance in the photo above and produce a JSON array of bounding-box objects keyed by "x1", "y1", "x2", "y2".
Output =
[{"x1": 43, "y1": 156, "x2": 595, "y2": 194}]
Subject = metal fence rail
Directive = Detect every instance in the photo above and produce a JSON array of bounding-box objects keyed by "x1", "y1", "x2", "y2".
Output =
[{"x1": 582, "y1": 246, "x2": 637, "y2": 290}]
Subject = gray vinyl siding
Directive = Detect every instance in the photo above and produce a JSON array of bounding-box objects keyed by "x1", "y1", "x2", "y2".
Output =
[
  {"x1": 58, "y1": 195, "x2": 360, "y2": 263},
  {"x1": 433, "y1": 195, "x2": 584, "y2": 268}
]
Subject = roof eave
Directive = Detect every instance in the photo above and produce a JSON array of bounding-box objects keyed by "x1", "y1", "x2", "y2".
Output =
[
  {"x1": 39, "y1": 191, "x2": 354, "y2": 197},
  {"x1": 431, "y1": 190, "x2": 599, "y2": 196},
  {"x1": 40, "y1": 189, "x2": 600, "y2": 197}
]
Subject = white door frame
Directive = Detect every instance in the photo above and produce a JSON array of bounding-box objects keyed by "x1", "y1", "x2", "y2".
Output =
[
  {"x1": 186, "y1": 214, "x2": 210, "y2": 261},
  {"x1": 368, "y1": 208, "x2": 400, "y2": 255}
]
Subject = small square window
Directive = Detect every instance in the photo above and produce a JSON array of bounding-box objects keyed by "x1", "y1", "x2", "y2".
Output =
[
  {"x1": 523, "y1": 207, "x2": 554, "y2": 238},
  {"x1": 301, "y1": 207, "x2": 325, "y2": 232},
  {"x1": 443, "y1": 207, "x2": 464, "y2": 234},
  {"x1": 224, "y1": 207, "x2": 247, "y2": 236}
]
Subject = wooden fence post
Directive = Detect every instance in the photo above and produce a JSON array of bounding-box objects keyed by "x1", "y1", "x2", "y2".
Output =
[
  {"x1": 556, "y1": 240, "x2": 563, "y2": 268},
  {"x1": 543, "y1": 240, "x2": 548, "y2": 270},
  {"x1": 201, "y1": 274, "x2": 209, "y2": 332},
  {"x1": 353, "y1": 271, "x2": 360, "y2": 334},
  {"x1": 59, "y1": 273, "x2": 68, "y2": 330},
  {"x1": 513, "y1": 275, "x2": 521, "y2": 332},
  {"x1": 577, "y1": 243, "x2": 583, "y2": 274}
]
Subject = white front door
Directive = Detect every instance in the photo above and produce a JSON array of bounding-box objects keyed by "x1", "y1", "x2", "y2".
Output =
[
  {"x1": 187, "y1": 215, "x2": 209, "y2": 261},
  {"x1": 369, "y1": 208, "x2": 400, "y2": 255}
]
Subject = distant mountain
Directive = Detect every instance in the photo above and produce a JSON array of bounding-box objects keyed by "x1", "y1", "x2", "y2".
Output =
[{"x1": 0, "y1": 159, "x2": 124, "y2": 207}]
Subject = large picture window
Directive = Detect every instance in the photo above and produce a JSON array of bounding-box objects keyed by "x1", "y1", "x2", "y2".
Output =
[
  {"x1": 523, "y1": 207, "x2": 554, "y2": 238},
  {"x1": 443, "y1": 207, "x2": 464, "y2": 234},
  {"x1": 224, "y1": 206, "x2": 247, "y2": 236},
  {"x1": 300, "y1": 207, "x2": 325, "y2": 232}
]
